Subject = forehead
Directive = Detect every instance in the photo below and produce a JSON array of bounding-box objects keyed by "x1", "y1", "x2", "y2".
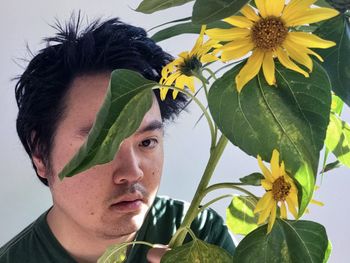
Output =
[{"x1": 63, "y1": 73, "x2": 161, "y2": 129}]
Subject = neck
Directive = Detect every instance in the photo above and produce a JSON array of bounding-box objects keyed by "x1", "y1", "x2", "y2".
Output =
[{"x1": 47, "y1": 206, "x2": 136, "y2": 263}]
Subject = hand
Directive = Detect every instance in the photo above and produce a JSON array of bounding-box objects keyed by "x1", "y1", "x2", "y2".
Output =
[{"x1": 146, "y1": 244, "x2": 170, "y2": 263}]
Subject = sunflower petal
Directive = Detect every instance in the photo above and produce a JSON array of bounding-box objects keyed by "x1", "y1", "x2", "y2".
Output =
[
  {"x1": 282, "y1": 0, "x2": 317, "y2": 22},
  {"x1": 310, "y1": 199, "x2": 324, "y2": 206},
  {"x1": 173, "y1": 75, "x2": 186, "y2": 99},
  {"x1": 270, "y1": 149, "x2": 280, "y2": 180},
  {"x1": 221, "y1": 42, "x2": 254, "y2": 62},
  {"x1": 240, "y1": 5, "x2": 260, "y2": 22},
  {"x1": 283, "y1": 39, "x2": 313, "y2": 72},
  {"x1": 267, "y1": 202, "x2": 277, "y2": 233},
  {"x1": 257, "y1": 154, "x2": 273, "y2": 181},
  {"x1": 285, "y1": 8, "x2": 339, "y2": 27},
  {"x1": 160, "y1": 87, "x2": 168, "y2": 101},
  {"x1": 223, "y1": 15, "x2": 253, "y2": 28},
  {"x1": 164, "y1": 71, "x2": 181, "y2": 86},
  {"x1": 262, "y1": 51, "x2": 276, "y2": 86},
  {"x1": 280, "y1": 202, "x2": 287, "y2": 219},
  {"x1": 255, "y1": 192, "x2": 274, "y2": 213},
  {"x1": 255, "y1": 0, "x2": 267, "y2": 18},
  {"x1": 261, "y1": 179, "x2": 272, "y2": 190},
  {"x1": 236, "y1": 49, "x2": 264, "y2": 91},
  {"x1": 288, "y1": 32, "x2": 336, "y2": 49},
  {"x1": 265, "y1": 0, "x2": 285, "y2": 17},
  {"x1": 257, "y1": 200, "x2": 275, "y2": 224},
  {"x1": 205, "y1": 28, "x2": 251, "y2": 41},
  {"x1": 276, "y1": 47, "x2": 309, "y2": 77},
  {"x1": 190, "y1": 25, "x2": 206, "y2": 57},
  {"x1": 286, "y1": 196, "x2": 298, "y2": 218},
  {"x1": 200, "y1": 53, "x2": 219, "y2": 63}
]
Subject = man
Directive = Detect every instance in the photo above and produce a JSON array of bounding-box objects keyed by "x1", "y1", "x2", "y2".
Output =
[{"x1": 0, "y1": 16, "x2": 235, "y2": 262}]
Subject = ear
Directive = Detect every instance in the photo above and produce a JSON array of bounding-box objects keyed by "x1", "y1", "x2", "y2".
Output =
[{"x1": 32, "y1": 155, "x2": 48, "y2": 179}]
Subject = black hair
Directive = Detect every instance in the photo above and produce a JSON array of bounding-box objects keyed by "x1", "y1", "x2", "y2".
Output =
[{"x1": 15, "y1": 15, "x2": 187, "y2": 186}]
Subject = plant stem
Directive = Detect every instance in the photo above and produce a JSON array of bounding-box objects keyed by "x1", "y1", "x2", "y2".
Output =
[
  {"x1": 168, "y1": 134, "x2": 228, "y2": 248},
  {"x1": 198, "y1": 194, "x2": 234, "y2": 214},
  {"x1": 203, "y1": 183, "x2": 259, "y2": 200}
]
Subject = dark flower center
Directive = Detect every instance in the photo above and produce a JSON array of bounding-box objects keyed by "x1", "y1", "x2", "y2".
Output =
[
  {"x1": 251, "y1": 16, "x2": 288, "y2": 51},
  {"x1": 272, "y1": 176, "x2": 291, "y2": 201},
  {"x1": 180, "y1": 56, "x2": 202, "y2": 77}
]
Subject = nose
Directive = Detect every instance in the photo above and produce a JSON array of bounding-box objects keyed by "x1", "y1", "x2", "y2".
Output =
[{"x1": 111, "y1": 140, "x2": 144, "y2": 185}]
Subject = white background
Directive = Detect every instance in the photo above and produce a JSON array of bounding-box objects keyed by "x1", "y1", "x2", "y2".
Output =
[{"x1": 1, "y1": 1, "x2": 349, "y2": 262}]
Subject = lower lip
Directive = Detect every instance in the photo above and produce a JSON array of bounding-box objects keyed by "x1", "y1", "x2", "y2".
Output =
[{"x1": 110, "y1": 199, "x2": 143, "y2": 212}]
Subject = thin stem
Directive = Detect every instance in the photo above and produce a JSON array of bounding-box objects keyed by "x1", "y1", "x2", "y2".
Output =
[
  {"x1": 201, "y1": 67, "x2": 217, "y2": 81},
  {"x1": 185, "y1": 227, "x2": 198, "y2": 241},
  {"x1": 203, "y1": 183, "x2": 259, "y2": 200},
  {"x1": 198, "y1": 194, "x2": 234, "y2": 214},
  {"x1": 156, "y1": 85, "x2": 216, "y2": 150},
  {"x1": 169, "y1": 135, "x2": 228, "y2": 248}
]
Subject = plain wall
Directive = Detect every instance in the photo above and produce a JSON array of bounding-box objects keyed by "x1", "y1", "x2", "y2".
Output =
[{"x1": 1, "y1": 1, "x2": 349, "y2": 262}]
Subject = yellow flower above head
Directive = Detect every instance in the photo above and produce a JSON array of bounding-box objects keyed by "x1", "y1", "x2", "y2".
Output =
[
  {"x1": 159, "y1": 25, "x2": 220, "y2": 100},
  {"x1": 254, "y1": 149, "x2": 298, "y2": 234},
  {"x1": 205, "y1": 0, "x2": 339, "y2": 92}
]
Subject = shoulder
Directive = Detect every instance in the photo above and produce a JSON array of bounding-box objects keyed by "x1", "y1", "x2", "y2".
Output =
[{"x1": 0, "y1": 220, "x2": 37, "y2": 262}]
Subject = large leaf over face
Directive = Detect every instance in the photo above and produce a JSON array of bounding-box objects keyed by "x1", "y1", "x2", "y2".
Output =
[
  {"x1": 208, "y1": 62, "x2": 331, "y2": 214},
  {"x1": 192, "y1": 0, "x2": 250, "y2": 24},
  {"x1": 314, "y1": 14, "x2": 350, "y2": 106},
  {"x1": 59, "y1": 70, "x2": 156, "y2": 179},
  {"x1": 161, "y1": 239, "x2": 232, "y2": 262},
  {"x1": 233, "y1": 219, "x2": 329, "y2": 263},
  {"x1": 136, "y1": 0, "x2": 194, "y2": 14}
]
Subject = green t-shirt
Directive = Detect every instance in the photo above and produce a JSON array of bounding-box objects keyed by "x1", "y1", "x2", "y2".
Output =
[{"x1": 0, "y1": 196, "x2": 235, "y2": 262}]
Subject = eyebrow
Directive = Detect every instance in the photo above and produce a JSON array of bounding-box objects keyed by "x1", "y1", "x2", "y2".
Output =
[{"x1": 135, "y1": 120, "x2": 164, "y2": 135}]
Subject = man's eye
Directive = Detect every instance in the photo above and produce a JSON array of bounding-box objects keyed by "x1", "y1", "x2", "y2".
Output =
[{"x1": 139, "y1": 138, "x2": 158, "y2": 148}]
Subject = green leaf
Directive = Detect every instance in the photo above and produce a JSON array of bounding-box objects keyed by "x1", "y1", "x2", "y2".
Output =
[
  {"x1": 233, "y1": 219, "x2": 329, "y2": 263},
  {"x1": 321, "y1": 160, "x2": 341, "y2": 173},
  {"x1": 331, "y1": 93, "x2": 344, "y2": 115},
  {"x1": 226, "y1": 196, "x2": 258, "y2": 235},
  {"x1": 192, "y1": 0, "x2": 250, "y2": 24},
  {"x1": 161, "y1": 239, "x2": 232, "y2": 263},
  {"x1": 59, "y1": 70, "x2": 156, "y2": 179},
  {"x1": 239, "y1": 172, "x2": 264, "y2": 186},
  {"x1": 151, "y1": 20, "x2": 231, "y2": 42},
  {"x1": 97, "y1": 243, "x2": 127, "y2": 263},
  {"x1": 314, "y1": 14, "x2": 350, "y2": 106},
  {"x1": 325, "y1": 113, "x2": 350, "y2": 167},
  {"x1": 136, "y1": 0, "x2": 194, "y2": 14},
  {"x1": 208, "y1": 61, "x2": 331, "y2": 215},
  {"x1": 323, "y1": 240, "x2": 332, "y2": 263}
]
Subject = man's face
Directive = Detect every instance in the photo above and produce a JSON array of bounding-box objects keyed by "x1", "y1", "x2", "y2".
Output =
[{"x1": 41, "y1": 73, "x2": 164, "y2": 240}]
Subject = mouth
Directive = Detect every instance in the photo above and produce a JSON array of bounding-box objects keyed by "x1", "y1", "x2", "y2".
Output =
[{"x1": 110, "y1": 193, "x2": 145, "y2": 213}]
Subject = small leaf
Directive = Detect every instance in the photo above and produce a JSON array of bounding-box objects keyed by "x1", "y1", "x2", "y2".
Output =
[
  {"x1": 325, "y1": 113, "x2": 350, "y2": 168},
  {"x1": 314, "y1": 14, "x2": 350, "y2": 106},
  {"x1": 239, "y1": 172, "x2": 264, "y2": 186},
  {"x1": 321, "y1": 160, "x2": 341, "y2": 173},
  {"x1": 97, "y1": 244, "x2": 127, "y2": 263},
  {"x1": 192, "y1": 0, "x2": 250, "y2": 24},
  {"x1": 136, "y1": 0, "x2": 194, "y2": 14},
  {"x1": 233, "y1": 219, "x2": 329, "y2": 263},
  {"x1": 151, "y1": 20, "x2": 231, "y2": 42},
  {"x1": 331, "y1": 93, "x2": 344, "y2": 115},
  {"x1": 161, "y1": 239, "x2": 232, "y2": 263},
  {"x1": 226, "y1": 196, "x2": 259, "y2": 235},
  {"x1": 59, "y1": 70, "x2": 156, "y2": 179}
]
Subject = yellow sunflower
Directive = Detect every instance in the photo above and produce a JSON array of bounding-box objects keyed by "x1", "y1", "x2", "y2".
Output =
[
  {"x1": 159, "y1": 26, "x2": 220, "y2": 100},
  {"x1": 254, "y1": 149, "x2": 298, "y2": 233},
  {"x1": 205, "y1": 0, "x2": 339, "y2": 92}
]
